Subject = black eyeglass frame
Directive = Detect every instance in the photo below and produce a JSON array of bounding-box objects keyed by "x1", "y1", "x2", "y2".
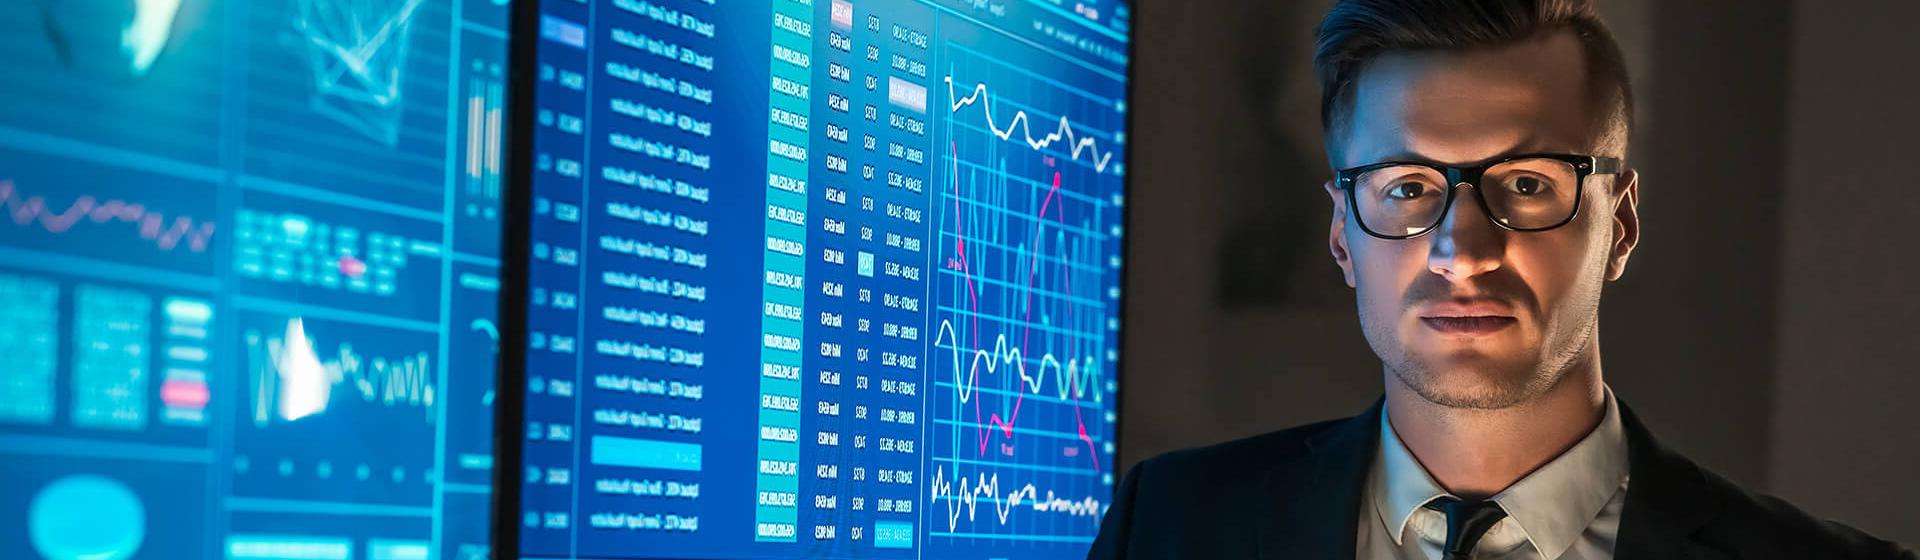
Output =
[{"x1": 1334, "y1": 153, "x2": 1623, "y2": 240}]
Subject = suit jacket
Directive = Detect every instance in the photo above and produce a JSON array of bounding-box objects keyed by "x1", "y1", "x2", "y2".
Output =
[{"x1": 1088, "y1": 399, "x2": 1914, "y2": 559}]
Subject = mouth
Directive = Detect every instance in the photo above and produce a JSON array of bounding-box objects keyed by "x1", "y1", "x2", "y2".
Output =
[
  {"x1": 1416, "y1": 297, "x2": 1520, "y2": 336},
  {"x1": 1419, "y1": 315, "x2": 1518, "y2": 335}
]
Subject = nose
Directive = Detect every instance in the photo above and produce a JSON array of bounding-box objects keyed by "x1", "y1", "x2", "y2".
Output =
[{"x1": 1427, "y1": 184, "x2": 1505, "y2": 282}]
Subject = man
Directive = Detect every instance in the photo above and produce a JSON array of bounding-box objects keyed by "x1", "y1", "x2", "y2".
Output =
[{"x1": 1087, "y1": 0, "x2": 1915, "y2": 558}]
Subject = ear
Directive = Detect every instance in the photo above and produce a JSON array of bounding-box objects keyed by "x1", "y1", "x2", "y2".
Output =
[
  {"x1": 1325, "y1": 179, "x2": 1357, "y2": 288},
  {"x1": 1605, "y1": 168, "x2": 1640, "y2": 281}
]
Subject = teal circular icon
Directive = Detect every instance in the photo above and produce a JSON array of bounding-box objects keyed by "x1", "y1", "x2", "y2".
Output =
[{"x1": 29, "y1": 475, "x2": 146, "y2": 560}]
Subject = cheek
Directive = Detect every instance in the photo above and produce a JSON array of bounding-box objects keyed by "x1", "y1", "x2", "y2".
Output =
[
  {"x1": 1348, "y1": 237, "x2": 1428, "y2": 316},
  {"x1": 1508, "y1": 216, "x2": 1612, "y2": 318}
]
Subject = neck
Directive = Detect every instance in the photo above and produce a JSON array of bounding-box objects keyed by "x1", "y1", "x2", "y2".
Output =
[{"x1": 1384, "y1": 344, "x2": 1606, "y2": 500}]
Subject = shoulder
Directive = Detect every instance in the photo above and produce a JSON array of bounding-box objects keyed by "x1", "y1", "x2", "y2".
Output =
[
  {"x1": 1686, "y1": 459, "x2": 1914, "y2": 558},
  {"x1": 1619, "y1": 400, "x2": 1914, "y2": 558},
  {"x1": 1090, "y1": 416, "x2": 1358, "y2": 557}
]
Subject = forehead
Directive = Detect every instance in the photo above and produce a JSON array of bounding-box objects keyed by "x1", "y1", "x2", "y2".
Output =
[{"x1": 1336, "y1": 30, "x2": 1597, "y2": 168}]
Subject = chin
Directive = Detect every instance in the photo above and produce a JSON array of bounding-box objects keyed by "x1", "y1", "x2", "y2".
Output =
[{"x1": 1395, "y1": 352, "x2": 1544, "y2": 410}]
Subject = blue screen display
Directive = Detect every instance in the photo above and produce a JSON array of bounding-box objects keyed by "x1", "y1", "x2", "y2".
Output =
[
  {"x1": 0, "y1": 0, "x2": 506, "y2": 558},
  {"x1": 514, "y1": 1, "x2": 1131, "y2": 558}
]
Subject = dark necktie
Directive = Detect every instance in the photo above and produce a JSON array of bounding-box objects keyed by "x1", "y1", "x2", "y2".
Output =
[{"x1": 1424, "y1": 497, "x2": 1509, "y2": 560}]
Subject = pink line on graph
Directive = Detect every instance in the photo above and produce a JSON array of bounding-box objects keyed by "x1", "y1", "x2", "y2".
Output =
[
  {"x1": 1, "y1": 179, "x2": 216, "y2": 252},
  {"x1": 948, "y1": 144, "x2": 1102, "y2": 473}
]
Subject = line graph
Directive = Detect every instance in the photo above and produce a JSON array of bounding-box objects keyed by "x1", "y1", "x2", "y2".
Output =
[
  {"x1": 939, "y1": 141, "x2": 1107, "y2": 466},
  {"x1": 929, "y1": 39, "x2": 1126, "y2": 551},
  {"x1": 934, "y1": 319, "x2": 1101, "y2": 405},
  {"x1": 1, "y1": 179, "x2": 216, "y2": 252},
  {"x1": 945, "y1": 77, "x2": 1117, "y2": 174},
  {"x1": 929, "y1": 465, "x2": 1103, "y2": 532},
  {"x1": 934, "y1": 189, "x2": 1102, "y2": 469}
]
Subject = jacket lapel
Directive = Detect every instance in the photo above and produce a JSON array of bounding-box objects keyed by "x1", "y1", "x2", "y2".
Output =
[
  {"x1": 1258, "y1": 399, "x2": 1381, "y2": 560},
  {"x1": 1613, "y1": 401, "x2": 1730, "y2": 560},
  {"x1": 1250, "y1": 399, "x2": 1734, "y2": 559}
]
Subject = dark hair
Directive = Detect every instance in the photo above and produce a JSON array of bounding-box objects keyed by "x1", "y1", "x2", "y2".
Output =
[{"x1": 1314, "y1": 0, "x2": 1634, "y2": 152}]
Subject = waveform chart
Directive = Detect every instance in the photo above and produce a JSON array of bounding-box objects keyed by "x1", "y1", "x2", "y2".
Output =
[
  {"x1": 0, "y1": 150, "x2": 219, "y2": 275},
  {"x1": 229, "y1": 310, "x2": 437, "y2": 507},
  {"x1": 928, "y1": 34, "x2": 1126, "y2": 558}
]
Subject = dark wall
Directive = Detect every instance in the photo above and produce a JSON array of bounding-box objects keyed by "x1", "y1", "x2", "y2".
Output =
[
  {"x1": 1601, "y1": 0, "x2": 1793, "y2": 490},
  {"x1": 1119, "y1": 0, "x2": 1915, "y2": 545},
  {"x1": 1121, "y1": 0, "x2": 1379, "y2": 463},
  {"x1": 1769, "y1": 0, "x2": 1920, "y2": 546}
]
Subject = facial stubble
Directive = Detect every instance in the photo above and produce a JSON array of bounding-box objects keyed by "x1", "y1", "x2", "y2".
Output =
[{"x1": 1360, "y1": 264, "x2": 1605, "y2": 411}]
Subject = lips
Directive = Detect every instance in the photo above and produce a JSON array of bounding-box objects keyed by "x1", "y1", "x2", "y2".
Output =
[
  {"x1": 1418, "y1": 298, "x2": 1518, "y2": 335},
  {"x1": 1420, "y1": 316, "x2": 1518, "y2": 335}
]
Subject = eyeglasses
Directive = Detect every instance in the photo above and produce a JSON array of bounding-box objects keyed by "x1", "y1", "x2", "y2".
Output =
[{"x1": 1334, "y1": 153, "x2": 1622, "y2": 240}]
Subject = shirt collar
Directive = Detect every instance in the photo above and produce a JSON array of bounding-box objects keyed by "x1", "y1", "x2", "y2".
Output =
[
  {"x1": 1370, "y1": 406, "x2": 1450, "y2": 548},
  {"x1": 1370, "y1": 388, "x2": 1631, "y2": 558}
]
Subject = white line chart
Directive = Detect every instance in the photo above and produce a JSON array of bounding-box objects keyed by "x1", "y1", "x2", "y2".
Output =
[
  {"x1": 934, "y1": 319, "x2": 1101, "y2": 405},
  {"x1": 945, "y1": 76, "x2": 1117, "y2": 174},
  {"x1": 931, "y1": 42, "x2": 1125, "y2": 548},
  {"x1": 930, "y1": 465, "x2": 1104, "y2": 532}
]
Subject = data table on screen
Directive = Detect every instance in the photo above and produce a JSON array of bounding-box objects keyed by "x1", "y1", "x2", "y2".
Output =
[{"x1": 510, "y1": 1, "x2": 1133, "y2": 559}]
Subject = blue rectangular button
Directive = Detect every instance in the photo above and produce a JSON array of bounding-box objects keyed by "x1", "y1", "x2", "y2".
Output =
[
  {"x1": 590, "y1": 435, "x2": 702, "y2": 472},
  {"x1": 874, "y1": 520, "x2": 915, "y2": 549}
]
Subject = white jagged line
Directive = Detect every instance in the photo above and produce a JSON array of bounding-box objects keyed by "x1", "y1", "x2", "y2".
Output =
[
  {"x1": 946, "y1": 77, "x2": 1115, "y2": 173},
  {"x1": 935, "y1": 319, "x2": 1100, "y2": 405},
  {"x1": 931, "y1": 465, "x2": 1104, "y2": 532}
]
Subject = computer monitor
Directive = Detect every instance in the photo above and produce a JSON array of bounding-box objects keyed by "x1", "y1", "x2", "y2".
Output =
[
  {"x1": 498, "y1": 1, "x2": 1133, "y2": 558},
  {"x1": 0, "y1": 0, "x2": 507, "y2": 558}
]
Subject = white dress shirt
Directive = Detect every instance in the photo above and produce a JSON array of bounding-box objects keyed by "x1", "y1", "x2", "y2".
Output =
[{"x1": 1356, "y1": 389, "x2": 1631, "y2": 560}]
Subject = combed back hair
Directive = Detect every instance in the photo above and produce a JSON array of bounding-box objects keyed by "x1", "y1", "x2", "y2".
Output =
[{"x1": 1314, "y1": 0, "x2": 1634, "y2": 155}]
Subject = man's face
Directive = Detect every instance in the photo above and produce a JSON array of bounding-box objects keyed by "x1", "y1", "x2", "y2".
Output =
[{"x1": 1325, "y1": 30, "x2": 1640, "y2": 409}]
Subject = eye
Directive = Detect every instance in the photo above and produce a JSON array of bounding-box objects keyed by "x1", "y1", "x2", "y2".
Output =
[
  {"x1": 1508, "y1": 176, "x2": 1551, "y2": 196},
  {"x1": 1386, "y1": 181, "x2": 1433, "y2": 200}
]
